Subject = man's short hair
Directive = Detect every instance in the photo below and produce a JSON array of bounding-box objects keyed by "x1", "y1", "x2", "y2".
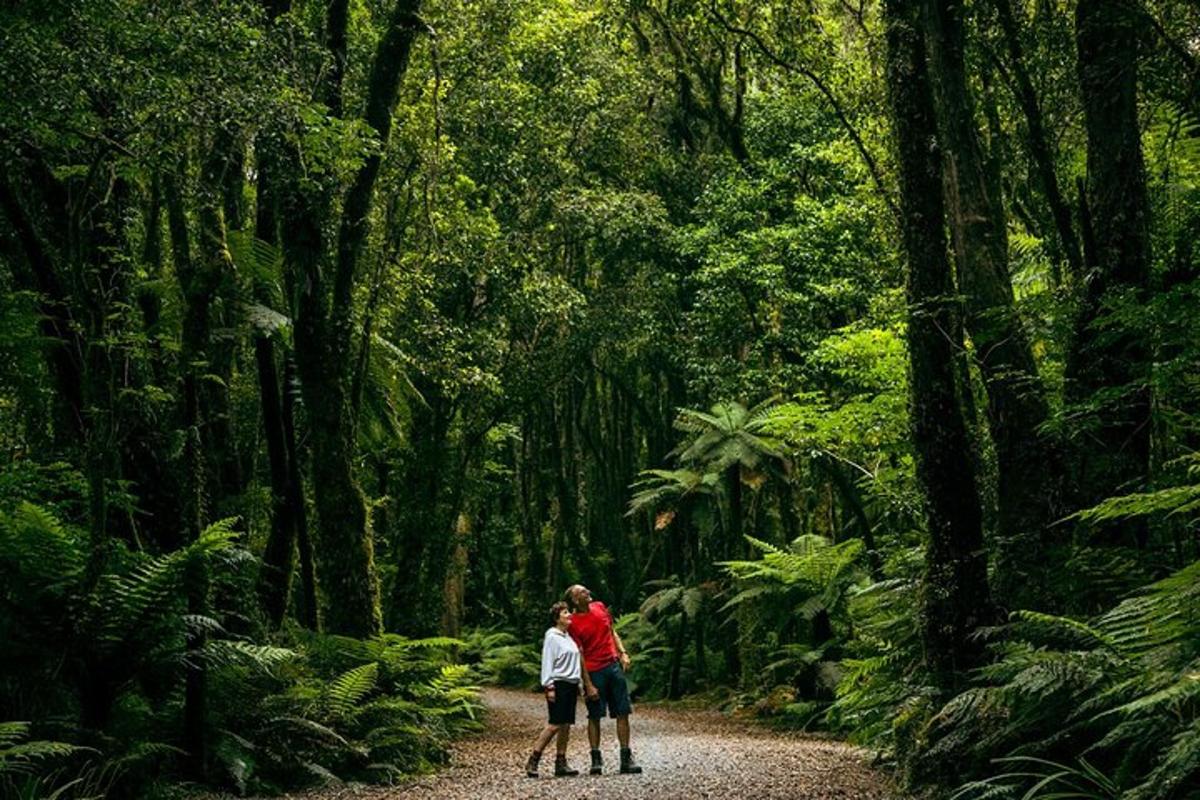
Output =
[
  {"x1": 564, "y1": 584, "x2": 583, "y2": 605},
  {"x1": 549, "y1": 600, "x2": 570, "y2": 627}
]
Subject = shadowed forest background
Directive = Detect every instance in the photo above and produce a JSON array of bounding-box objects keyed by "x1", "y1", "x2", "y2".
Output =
[{"x1": 1, "y1": 0, "x2": 1199, "y2": 797}]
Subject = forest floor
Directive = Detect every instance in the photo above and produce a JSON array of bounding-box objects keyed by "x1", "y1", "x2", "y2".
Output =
[{"x1": 298, "y1": 687, "x2": 898, "y2": 800}]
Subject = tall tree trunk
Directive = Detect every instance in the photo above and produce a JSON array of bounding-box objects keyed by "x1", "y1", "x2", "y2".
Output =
[
  {"x1": 168, "y1": 140, "x2": 240, "y2": 520},
  {"x1": 517, "y1": 413, "x2": 547, "y2": 619},
  {"x1": 441, "y1": 511, "x2": 470, "y2": 639},
  {"x1": 923, "y1": 0, "x2": 1059, "y2": 609},
  {"x1": 172, "y1": 138, "x2": 239, "y2": 777},
  {"x1": 0, "y1": 173, "x2": 86, "y2": 446},
  {"x1": 883, "y1": 0, "x2": 993, "y2": 681},
  {"x1": 252, "y1": 144, "x2": 300, "y2": 628},
  {"x1": 280, "y1": 0, "x2": 422, "y2": 637},
  {"x1": 668, "y1": 613, "x2": 687, "y2": 700},
  {"x1": 1066, "y1": 0, "x2": 1152, "y2": 542},
  {"x1": 727, "y1": 464, "x2": 743, "y2": 559},
  {"x1": 390, "y1": 387, "x2": 447, "y2": 634},
  {"x1": 989, "y1": 0, "x2": 1083, "y2": 281},
  {"x1": 822, "y1": 458, "x2": 882, "y2": 578},
  {"x1": 282, "y1": 355, "x2": 319, "y2": 629},
  {"x1": 181, "y1": 344, "x2": 207, "y2": 778},
  {"x1": 138, "y1": 174, "x2": 168, "y2": 382},
  {"x1": 255, "y1": 336, "x2": 296, "y2": 626}
]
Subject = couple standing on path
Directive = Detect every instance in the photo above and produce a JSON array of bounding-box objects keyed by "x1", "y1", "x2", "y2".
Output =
[{"x1": 526, "y1": 584, "x2": 643, "y2": 779}]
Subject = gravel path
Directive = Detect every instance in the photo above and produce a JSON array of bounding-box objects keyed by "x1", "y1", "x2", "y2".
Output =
[{"x1": 308, "y1": 687, "x2": 897, "y2": 800}]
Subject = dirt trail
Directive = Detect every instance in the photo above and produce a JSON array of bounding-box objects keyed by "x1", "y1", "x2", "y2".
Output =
[{"x1": 310, "y1": 687, "x2": 897, "y2": 800}]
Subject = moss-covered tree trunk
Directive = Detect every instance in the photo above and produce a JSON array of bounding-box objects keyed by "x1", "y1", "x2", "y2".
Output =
[
  {"x1": 279, "y1": 0, "x2": 423, "y2": 637},
  {"x1": 282, "y1": 355, "x2": 319, "y2": 629},
  {"x1": 883, "y1": 0, "x2": 993, "y2": 680},
  {"x1": 988, "y1": 0, "x2": 1082, "y2": 282},
  {"x1": 251, "y1": 142, "x2": 300, "y2": 628},
  {"x1": 922, "y1": 0, "x2": 1060, "y2": 609},
  {"x1": 1066, "y1": 0, "x2": 1152, "y2": 543}
]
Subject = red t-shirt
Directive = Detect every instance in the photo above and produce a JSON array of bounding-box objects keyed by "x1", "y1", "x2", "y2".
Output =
[{"x1": 569, "y1": 600, "x2": 619, "y2": 672}]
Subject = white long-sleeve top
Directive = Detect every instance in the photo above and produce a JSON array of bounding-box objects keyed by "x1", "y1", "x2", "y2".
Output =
[{"x1": 540, "y1": 626, "x2": 583, "y2": 687}]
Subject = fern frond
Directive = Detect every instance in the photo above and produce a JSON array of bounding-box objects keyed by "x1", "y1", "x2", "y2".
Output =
[
  {"x1": 324, "y1": 663, "x2": 379, "y2": 720},
  {"x1": 200, "y1": 640, "x2": 295, "y2": 672}
]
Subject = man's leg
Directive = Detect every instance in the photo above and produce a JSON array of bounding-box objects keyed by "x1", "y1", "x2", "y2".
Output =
[
  {"x1": 588, "y1": 718, "x2": 601, "y2": 749},
  {"x1": 610, "y1": 668, "x2": 641, "y2": 774},
  {"x1": 616, "y1": 715, "x2": 630, "y2": 748},
  {"x1": 586, "y1": 669, "x2": 606, "y2": 774}
]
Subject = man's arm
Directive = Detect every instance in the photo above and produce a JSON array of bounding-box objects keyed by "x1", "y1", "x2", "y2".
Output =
[{"x1": 612, "y1": 627, "x2": 631, "y2": 672}]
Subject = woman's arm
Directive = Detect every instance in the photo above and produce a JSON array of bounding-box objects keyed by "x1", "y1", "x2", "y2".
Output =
[{"x1": 539, "y1": 633, "x2": 554, "y2": 688}]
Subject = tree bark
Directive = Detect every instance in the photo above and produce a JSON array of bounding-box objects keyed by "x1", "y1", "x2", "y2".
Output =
[
  {"x1": 1066, "y1": 0, "x2": 1152, "y2": 542},
  {"x1": 922, "y1": 0, "x2": 1059, "y2": 608},
  {"x1": 282, "y1": 355, "x2": 319, "y2": 629},
  {"x1": 390, "y1": 386, "x2": 447, "y2": 634},
  {"x1": 252, "y1": 143, "x2": 301, "y2": 628},
  {"x1": 989, "y1": 0, "x2": 1083, "y2": 281},
  {"x1": 280, "y1": 0, "x2": 423, "y2": 637},
  {"x1": 883, "y1": 0, "x2": 994, "y2": 680},
  {"x1": 0, "y1": 173, "x2": 86, "y2": 443},
  {"x1": 255, "y1": 335, "x2": 296, "y2": 627}
]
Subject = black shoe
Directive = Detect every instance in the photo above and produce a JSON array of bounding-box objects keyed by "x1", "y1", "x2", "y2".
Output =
[
  {"x1": 619, "y1": 747, "x2": 643, "y2": 774},
  {"x1": 554, "y1": 754, "x2": 579, "y2": 777},
  {"x1": 589, "y1": 748, "x2": 603, "y2": 775},
  {"x1": 525, "y1": 750, "x2": 541, "y2": 778}
]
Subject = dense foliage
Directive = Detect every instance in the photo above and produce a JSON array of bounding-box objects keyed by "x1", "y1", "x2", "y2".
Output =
[{"x1": 1, "y1": 0, "x2": 1198, "y2": 797}]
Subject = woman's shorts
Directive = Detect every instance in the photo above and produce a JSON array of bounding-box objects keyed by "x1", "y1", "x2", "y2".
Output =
[{"x1": 546, "y1": 680, "x2": 579, "y2": 725}]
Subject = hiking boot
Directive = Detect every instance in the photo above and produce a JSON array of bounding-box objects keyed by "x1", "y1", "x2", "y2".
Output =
[
  {"x1": 525, "y1": 750, "x2": 541, "y2": 778},
  {"x1": 619, "y1": 747, "x2": 643, "y2": 774},
  {"x1": 554, "y1": 754, "x2": 579, "y2": 777},
  {"x1": 589, "y1": 748, "x2": 603, "y2": 775}
]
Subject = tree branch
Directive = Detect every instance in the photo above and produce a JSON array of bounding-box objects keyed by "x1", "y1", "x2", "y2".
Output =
[{"x1": 706, "y1": 3, "x2": 901, "y2": 222}]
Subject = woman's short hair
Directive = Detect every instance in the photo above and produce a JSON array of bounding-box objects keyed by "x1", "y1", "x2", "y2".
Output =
[{"x1": 549, "y1": 601, "x2": 570, "y2": 626}]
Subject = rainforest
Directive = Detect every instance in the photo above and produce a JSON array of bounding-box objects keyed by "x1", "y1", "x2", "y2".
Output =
[{"x1": 0, "y1": 0, "x2": 1198, "y2": 798}]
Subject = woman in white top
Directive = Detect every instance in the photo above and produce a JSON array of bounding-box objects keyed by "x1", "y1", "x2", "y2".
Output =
[{"x1": 525, "y1": 601, "x2": 582, "y2": 778}]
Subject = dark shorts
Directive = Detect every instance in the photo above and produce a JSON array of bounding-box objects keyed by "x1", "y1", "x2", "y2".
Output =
[
  {"x1": 586, "y1": 661, "x2": 633, "y2": 720},
  {"x1": 546, "y1": 680, "x2": 579, "y2": 725}
]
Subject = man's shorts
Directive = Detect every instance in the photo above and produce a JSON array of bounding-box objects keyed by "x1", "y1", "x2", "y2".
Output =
[
  {"x1": 585, "y1": 660, "x2": 633, "y2": 720},
  {"x1": 546, "y1": 680, "x2": 579, "y2": 725}
]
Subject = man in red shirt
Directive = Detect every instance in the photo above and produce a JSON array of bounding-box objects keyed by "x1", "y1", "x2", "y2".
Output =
[{"x1": 565, "y1": 584, "x2": 642, "y2": 775}]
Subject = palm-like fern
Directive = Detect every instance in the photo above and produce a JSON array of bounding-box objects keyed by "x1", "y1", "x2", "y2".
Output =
[
  {"x1": 826, "y1": 547, "x2": 929, "y2": 756},
  {"x1": 672, "y1": 400, "x2": 786, "y2": 476},
  {"x1": 0, "y1": 505, "x2": 273, "y2": 689},
  {"x1": 721, "y1": 535, "x2": 867, "y2": 622},
  {"x1": 627, "y1": 468, "x2": 718, "y2": 516}
]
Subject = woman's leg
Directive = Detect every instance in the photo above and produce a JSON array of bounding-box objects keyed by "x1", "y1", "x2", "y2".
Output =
[
  {"x1": 527, "y1": 723, "x2": 560, "y2": 776},
  {"x1": 553, "y1": 723, "x2": 579, "y2": 776},
  {"x1": 534, "y1": 723, "x2": 559, "y2": 753}
]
